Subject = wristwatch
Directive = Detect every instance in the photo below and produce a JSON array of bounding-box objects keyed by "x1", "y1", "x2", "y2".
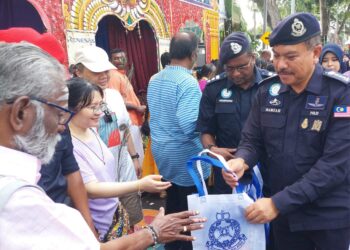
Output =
[{"x1": 131, "y1": 153, "x2": 140, "y2": 159}]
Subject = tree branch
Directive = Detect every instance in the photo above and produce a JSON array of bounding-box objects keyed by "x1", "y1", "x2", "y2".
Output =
[{"x1": 337, "y1": 4, "x2": 350, "y2": 35}]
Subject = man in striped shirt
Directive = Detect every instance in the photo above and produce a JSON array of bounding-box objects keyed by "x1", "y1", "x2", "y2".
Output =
[{"x1": 147, "y1": 32, "x2": 210, "y2": 250}]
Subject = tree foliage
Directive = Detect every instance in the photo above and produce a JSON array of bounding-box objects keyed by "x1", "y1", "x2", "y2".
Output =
[{"x1": 250, "y1": 0, "x2": 350, "y2": 43}]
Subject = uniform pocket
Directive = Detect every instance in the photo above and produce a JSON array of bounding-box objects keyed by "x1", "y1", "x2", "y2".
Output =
[
  {"x1": 261, "y1": 113, "x2": 286, "y2": 128},
  {"x1": 261, "y1": 113, "x2": 286, "y2": 154},
  {"x1": 215, "y1": 102, "x2": 236, "y2": 114}
]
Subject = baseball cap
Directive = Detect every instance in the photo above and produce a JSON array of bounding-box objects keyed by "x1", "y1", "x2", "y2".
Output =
[{"x1": 74, "y1": 46, "x2": 116, "y2": 73}]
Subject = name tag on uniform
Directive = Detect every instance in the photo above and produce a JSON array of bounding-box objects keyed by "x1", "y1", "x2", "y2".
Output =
[
  {"x1": 218, "y1": 99, "x2": 233, "y2": 103},
  {"x1": 263, "y1": 107, "x2": 282, "y2": 113},
  {"x1": 305, "y1": 96, "x2": 328, "y2": 110}
]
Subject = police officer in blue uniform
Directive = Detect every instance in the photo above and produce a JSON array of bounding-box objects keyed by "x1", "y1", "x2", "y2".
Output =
[
  {"x1": 223, "y1": 12, "x2": 350, "y2": 250},
  {"x1": 196, "y1": 32, "x2": 274, "y2": 194}
]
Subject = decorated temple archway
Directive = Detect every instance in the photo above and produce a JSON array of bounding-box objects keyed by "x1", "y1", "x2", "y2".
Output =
[{"x1": 63, "y1": 0, "x2": 170, "y2": 62}]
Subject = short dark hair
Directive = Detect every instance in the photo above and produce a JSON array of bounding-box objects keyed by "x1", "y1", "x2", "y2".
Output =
[
  {"x1": 197, "y1": 63, "x2": 216, "y2": 80},
  {"x1": 67, "y1": 77, "x2": 104, "y2": 112},
  {"x1": 110, "y1": 48, "x2": 125, "y2": 57},
  {"x1": 169, "y1": 32, "x2": 199, "y2": 60},
  {"x1": 160, "y1": 52, "x2": 171, "y2": 68}
]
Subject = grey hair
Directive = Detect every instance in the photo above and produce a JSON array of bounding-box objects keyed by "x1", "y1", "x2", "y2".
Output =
[
  {"x1": 0, "y1": 42, "x2": 65, "y2": 103},
  {"x1": 304, "y1": 35, "x2": 322, "y2": 50}
]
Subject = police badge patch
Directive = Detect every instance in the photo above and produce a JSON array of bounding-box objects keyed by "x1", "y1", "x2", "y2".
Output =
[
  {"x1": 269, "y1": 83, "x2": 281, "y2": 97},
  {"x1": 291, "y1": 18, "x2": 307, "y2": 37},
  {"x1": 230, "y1": 42, "x2": 242, "y2": 54},
  {"x1": 221, "y1": 88, "x2": 233, "y2": 99}
]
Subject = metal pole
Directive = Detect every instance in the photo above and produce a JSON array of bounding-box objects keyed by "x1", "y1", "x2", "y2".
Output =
[
  {"x1": 263, "y1": 0, "x2": 267, "y2": 48},
  {"x1": 291, "y1": 0, "x2": 295, "y2": 14}
]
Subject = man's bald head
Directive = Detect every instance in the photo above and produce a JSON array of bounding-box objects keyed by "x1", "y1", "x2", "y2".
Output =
[{"x1": 169, "y1": 32, "x2": 199, "y2": 61}]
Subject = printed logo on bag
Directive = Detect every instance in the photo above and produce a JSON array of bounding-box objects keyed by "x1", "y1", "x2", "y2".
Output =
[{"x1": 206, "y1": 210, "x2": 247, "y2": 250}]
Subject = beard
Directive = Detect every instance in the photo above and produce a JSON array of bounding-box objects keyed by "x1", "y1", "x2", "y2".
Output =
[{"x1": 14, "y1": 103, "x2": 61, "y2": 165}]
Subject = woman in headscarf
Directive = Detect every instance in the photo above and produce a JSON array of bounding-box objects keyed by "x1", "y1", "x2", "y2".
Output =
[{"x1": 319, "y1": 43, "x2": 346, "y2": 73}]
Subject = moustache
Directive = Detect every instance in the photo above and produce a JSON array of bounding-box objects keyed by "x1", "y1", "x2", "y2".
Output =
[{"x1": 278, "y1": 69, "x2": 292, "y2": 75}]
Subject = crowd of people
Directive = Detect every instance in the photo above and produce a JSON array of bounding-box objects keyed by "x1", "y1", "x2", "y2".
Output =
[{"x1": 0, "y1": 11, "x2": 349, "y2": 250}]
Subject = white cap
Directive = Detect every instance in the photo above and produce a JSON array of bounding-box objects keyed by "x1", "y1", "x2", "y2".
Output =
[{"x1": 74, "y1": 46, "x2": 116, "y2": 72}]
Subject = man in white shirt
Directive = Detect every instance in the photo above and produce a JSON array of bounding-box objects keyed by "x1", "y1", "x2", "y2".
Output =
[{"x1": 0, "y1": 43, "x2": 205, "y2": 250}]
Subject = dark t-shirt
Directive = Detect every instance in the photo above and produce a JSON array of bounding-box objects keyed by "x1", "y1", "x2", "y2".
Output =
[{"x1": 38, "y1": 128, "x2": 79, "y2": 204}]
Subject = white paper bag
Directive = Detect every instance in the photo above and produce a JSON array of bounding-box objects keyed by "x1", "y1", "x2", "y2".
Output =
[{"x1": 187, "y1": 150, "x2": 266, "y2": 250}]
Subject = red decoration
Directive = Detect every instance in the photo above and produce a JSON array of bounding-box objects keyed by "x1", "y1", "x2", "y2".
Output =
[{"x1": 155, "y1": 0, "x2": 204, "y2": 36}]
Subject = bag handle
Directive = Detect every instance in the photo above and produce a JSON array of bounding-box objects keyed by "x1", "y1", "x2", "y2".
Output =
[{"x1": 187, "y1": 149, "x2": 238, "y2": 197}]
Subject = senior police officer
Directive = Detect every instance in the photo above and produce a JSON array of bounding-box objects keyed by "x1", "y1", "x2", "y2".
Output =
[
  {"x1": 196, "y1": 32, "x2": 274, "y2": 194},
  {"x1": 223, "y1": 12, "x2": 350, "y2": 250}
]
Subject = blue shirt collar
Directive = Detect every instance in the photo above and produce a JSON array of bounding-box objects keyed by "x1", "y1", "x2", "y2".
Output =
[{"x1": 166, "y1": 65, "x2": 193, "y2": 75}]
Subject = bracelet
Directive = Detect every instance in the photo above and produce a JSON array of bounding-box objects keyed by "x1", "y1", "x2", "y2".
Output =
[
  {"x1": 143, "y1": 225, "x2": 158, "y2": 247},
  {"x1": 137, "y1": 180, "x2": 142, "y2": 196}
]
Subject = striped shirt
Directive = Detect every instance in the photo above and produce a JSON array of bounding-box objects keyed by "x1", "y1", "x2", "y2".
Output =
[{"x1": 147, "y1": 65, "x2": 209, "y2": 186}]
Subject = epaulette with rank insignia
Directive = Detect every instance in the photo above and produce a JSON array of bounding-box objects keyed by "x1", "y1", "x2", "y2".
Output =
[
  {"x1": 257, "y1": 74, "x2": 279, "y2": 87},
  {"x1": 206, "y1": 72, "x2": 227, "y2": 86},
  {"x1": 323, "y1": 70, "x2": 350, "y2": 85},
  {"x1": 260, "y1": 69, "x2": 277, "y2": 78}
]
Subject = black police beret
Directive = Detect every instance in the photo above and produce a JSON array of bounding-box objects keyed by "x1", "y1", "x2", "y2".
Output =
[
  {"x1": 219, "y1": 32, "x2": 250, "y2": 65},
  {"x1": 269, "y1": 12, "x2": 320, "y2": 46}
]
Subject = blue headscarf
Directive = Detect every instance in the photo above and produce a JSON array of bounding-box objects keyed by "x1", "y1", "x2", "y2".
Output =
[{"x1": 319, "y1": 43, "x2": 346, "y2": 73}]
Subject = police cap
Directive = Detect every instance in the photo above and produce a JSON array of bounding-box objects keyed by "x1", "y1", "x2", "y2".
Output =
[
  {"x1": 269, "y1": 12, "x2": 320, "y2": 46},
  {"x1": 219, "y1": 32, "x2": 250, "y2": 65}
]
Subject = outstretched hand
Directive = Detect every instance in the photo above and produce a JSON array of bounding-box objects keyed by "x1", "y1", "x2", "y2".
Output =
[
  {"x1": 139, "y1": 175, "x2": 171, "y2": 193},
  {"x1": 151, "y1": 207, "x2": 207, "y2": 243}
]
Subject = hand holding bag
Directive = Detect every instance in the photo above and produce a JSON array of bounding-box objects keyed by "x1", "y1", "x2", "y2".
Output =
[{"x1": 187, "y1": 149, "x2": 266, "y2": 250}]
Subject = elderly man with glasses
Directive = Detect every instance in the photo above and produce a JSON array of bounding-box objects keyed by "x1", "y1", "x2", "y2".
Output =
[{"x1": 196, "y1": 32, "x2": 275, "y2": 195}]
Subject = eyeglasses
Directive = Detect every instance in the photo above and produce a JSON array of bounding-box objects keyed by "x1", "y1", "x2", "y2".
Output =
[
  {"x1": 85, "y1": 102, "x2": 108, "y2": 114},
  {"x1": 5, "y1": 97, "x2": 75, "y2": 126},
  {"x1": 225, "y1": 58, "x2": 253, "y2": 73},
  {"x1": 6, "y1": 97, "x2": 74, "y2": 126},
  {"x1": 31, "y1": 97, "x2": 75, "y2": 126}
]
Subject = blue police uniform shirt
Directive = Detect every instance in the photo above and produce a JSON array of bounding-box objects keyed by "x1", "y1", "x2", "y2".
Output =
[
  {"x1": 38, "y1": 128, "x2": 80, "y2": 204},
  {"x1": 196, "y1": 66, "x2": 273, "y2": 147},
  {"x1": 196, "y1": 67, "x2": 274, "y2": 193},
  {"x1": 235, "y1": 64, "x2": 350, "y2": 231}
]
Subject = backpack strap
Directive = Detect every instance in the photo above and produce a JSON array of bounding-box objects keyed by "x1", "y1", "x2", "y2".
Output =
[{"x1": 0, "y1": 178, "x2": 42, "y2": 213}]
